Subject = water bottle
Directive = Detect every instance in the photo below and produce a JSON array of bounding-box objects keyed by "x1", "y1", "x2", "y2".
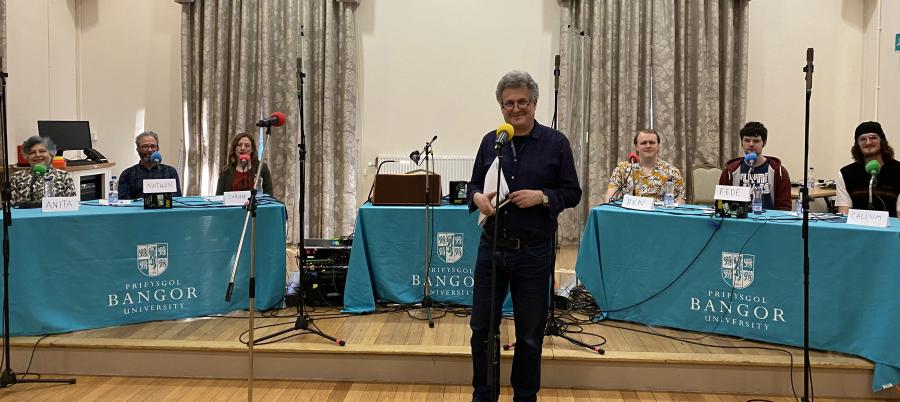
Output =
[
  {"x1": 752, "y1": 183, "x2": 763, "y2": 214},
  {"x1": 43, "y1": 175, "x2": 54, "y2": 198},
  {"x1": 108, "y1": 175, "x2": 119, "y2": 203},
  {"x1": 807, "y1": 167, "x2": 816, "y2": 190},
  {"x1": 796, "y1": 199, "x2": 804, "y2": 216},
  {"x1": 663, "y1": 176, "x2": 675, "y2": 208}
]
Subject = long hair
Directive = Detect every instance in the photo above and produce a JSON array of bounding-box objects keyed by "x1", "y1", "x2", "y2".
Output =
[
  {"x1": 226, "y1": 133, "x2": 260, "y2": 168},
  {"x1": 851, "y1": 138, "x2": 895, "y2": 162}
]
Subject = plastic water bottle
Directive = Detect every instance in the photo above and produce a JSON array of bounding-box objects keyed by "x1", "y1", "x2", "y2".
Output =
[
  {"x1": 807, "y1": 167, "x2": 816, "y2": 190},
  {"x1": 663, "y1": 176, "x2": 675, "y2": 208},
  {"x1": 108, "y1": 175, "x2": 119, "y2": 203},
  {"x1": 795, "y1": 199, "x2": 804, "y2": 216},
  {"x1": 752, "y1": 183, "x2": 763, "y2": 214},
  {"x1": 43, "y1": 175, "x2": 54, "y2": 198}
]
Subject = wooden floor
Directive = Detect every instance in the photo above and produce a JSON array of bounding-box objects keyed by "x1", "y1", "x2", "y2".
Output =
[{"x1": 0, "y1": 376, "x2": 884, "y2": 401}]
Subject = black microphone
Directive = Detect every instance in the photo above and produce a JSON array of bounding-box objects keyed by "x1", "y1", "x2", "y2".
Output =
[
  {"x1": 409, "y1": 150, "x2": 421, "y2": 164},
  {"x1": 804, "y1": 48, "x2": 814, "y2": 91},
  {"x1": 554, "y1": 54, "x2": 561, "y2": 91},
  {"x1": 257, "y1": 112, "x2": 287, "y2": 127}
]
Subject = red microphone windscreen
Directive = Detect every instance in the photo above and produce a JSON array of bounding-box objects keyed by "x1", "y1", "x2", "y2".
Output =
[
  {"x1": 270, "y1": 112, "x2": 287, "y2": 127},
  {"x1": 627, "y1": 151, "x2": 639, "y2": 163},
  {"x1": 239, "y1": 154, "x2": 251, "y2": 163}
]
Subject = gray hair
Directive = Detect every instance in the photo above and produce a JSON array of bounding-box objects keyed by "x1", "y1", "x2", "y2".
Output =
[
  {"x1": 495, "y1": 70, "x2": 539, "y2": 104},
  {"x1": 135, "y1": 131, "x2": 159, "y2": 147},
  {"x1": 22, "y1": 135, "x2": 56, "y2": 155}
]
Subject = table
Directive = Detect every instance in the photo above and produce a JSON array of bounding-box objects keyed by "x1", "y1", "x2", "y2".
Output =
[
  {"x1": 575, "y1": 205, "x2": 900, "y2": 392},
  {"x1": 791, "y1": 186, "x2": 837, "y2": 212},
  {"x1": 0, "y1": 197, "x2": 287, "y2": 336},
  {"x1": 343, "y1": 203, "x2": 482, "y2": 313}
]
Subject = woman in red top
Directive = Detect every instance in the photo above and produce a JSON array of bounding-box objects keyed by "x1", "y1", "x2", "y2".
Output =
[{"x1": 215, "y1": 133, "x2": 273, "y2": 195}]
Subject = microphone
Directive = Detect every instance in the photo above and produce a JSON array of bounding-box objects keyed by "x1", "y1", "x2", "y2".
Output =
[
  {"x1": 151, "y1": 151, "x2": 163, "y2": 164},
  {"x1": 866, "y1": 160, "x2": 881, "y2": 209},
  {"x1": 495, "y1": 123, "x2": 514, "y2": 147},
  {"x1": 32, "y1": 164, "x2": 48, "y2": 175},
  {"x1": 804, "y1": 48, "x2": 814, "y2": 91},
  {"x1": 627, "y1": 151, "x2": 639, "y2": 164},
  {"x1": 744, "y1": 152, "x2": 758, "y2": 168},
  {"x1": 256, "y1": 112, "x2": 287, "y2": 128},
  {"x1": 409, "y1": 150, "x2": 421, "y2": 164},
  {"x1": 554, "y1": 54, "x2": 561, "y2": 91},
  {"x1": 239, "y1": 154, "x2": 251, "y2": 168}
]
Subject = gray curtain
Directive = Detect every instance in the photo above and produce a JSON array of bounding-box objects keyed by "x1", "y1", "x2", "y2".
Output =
[
  {"x1": 180, "y1": 0, "x2": 358, "y2": 242},
  {"x1": 558, "y1": 0, "x2": 748, "y2": 243}
]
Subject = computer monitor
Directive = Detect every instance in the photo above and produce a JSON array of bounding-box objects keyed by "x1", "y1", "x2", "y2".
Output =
[{"x1": 37, "y1": 120, "x2": 93, "y2": 156}]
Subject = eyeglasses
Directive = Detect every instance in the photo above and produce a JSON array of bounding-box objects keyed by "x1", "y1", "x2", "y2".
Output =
[
  {"x1": 857, "y1": 135, "x2": 880, "y2": 144},
  {"x1": 139, "y1": 144, "x2": 159, "y2": 150},
  {"x1": 501, "y1": 99, "x2": 532, "y2": 110}
]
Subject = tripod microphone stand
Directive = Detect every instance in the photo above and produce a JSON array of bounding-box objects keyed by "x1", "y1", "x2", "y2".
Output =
[
  {"x1": 800, "y1": 47, "x2": 814, "y2": 402},
  {"x1": 415, "y1": 136, "x2": 438, "y2": 328},
  {"x1": 0, "y1": 60, "x2": 75, "y2": 389},
  {"x1": 251, "y1": 57, "x2": 345, "y2": 347}
]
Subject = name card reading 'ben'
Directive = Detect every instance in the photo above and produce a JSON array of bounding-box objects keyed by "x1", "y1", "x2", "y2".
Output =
[
  {"x1": 622, "y1": 194, "x2": 655, "y2": 211},
  {"x1": 143, "y1": 179, "x2": 177, "y2": 194},
  {"x1": 42, "y1": 196, "x2": 79, "y2": 212},
  {"x1": 223, "y1": 191, "x2": 251, "y2": 206},
  {"x1": 714, "y1": 185, "x2": 751, "y2": 202},
  {"x1": 846, "y1": 209, "x2": 889, "y2": 228}
]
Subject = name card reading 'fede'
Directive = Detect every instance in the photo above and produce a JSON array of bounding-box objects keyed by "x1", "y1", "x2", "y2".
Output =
[
  {"x1": 714, "y1": 185, "x2": 751, "y2": 202},
  {"x1": 846, "y1": 209, "x2": 889, "y2": 228},
  {"x1": 622, "y1": 194, "x2": 655, "y2": 211},
  {"x1": 42, "y1": 196, "x2": 79, "y2": 212},
  {"x1": 143, "y1": 179, "x2": 177, "y2": 194},
  {"x1": 223, "y1": 191, "x2": 251, "y2": 206}
]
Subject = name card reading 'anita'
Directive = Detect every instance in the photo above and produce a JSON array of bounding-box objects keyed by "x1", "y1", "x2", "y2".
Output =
[
  {"x1": 223, "y1": 191, "x2": 251, "y2": 206},
  {"x1": 714, "y1": 185, "x2": 751, "y2": 202},
  {"x1": 621, "y1": 194, "x2": 655, "y2": 211},
  {"x1": 42, "y1": 196, "x2": 80, "y2": 212},
  {"x1": 143, "y1": 179, "x2": 177, "y2": 194},
  {"x1": 846, "y1": 209, "x2": 889, "y2": 228}
]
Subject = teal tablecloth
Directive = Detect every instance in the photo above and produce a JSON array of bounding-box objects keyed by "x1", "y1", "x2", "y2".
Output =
[
  {"x1": 575, "y1": 204, "x2": 900, "y2": 392},
  {"x1": 343, "y1": 203, "x2": 482, "y2": 313},
  {"x1": 0, "y1": 197, "x2": 287, "y2": 336}
]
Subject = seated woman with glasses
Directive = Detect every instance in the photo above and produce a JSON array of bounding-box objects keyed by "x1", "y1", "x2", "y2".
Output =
[
  {"x1": 10, "y1": 136, "x2": 77, "y2": 207},
  {"x1": 215, "y1": 133, "x2": 273, "y2": 195}
]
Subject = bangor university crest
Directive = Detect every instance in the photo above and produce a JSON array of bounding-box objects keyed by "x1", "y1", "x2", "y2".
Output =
[
  {"x1": 137, "y1": 243, "x2": 169, "y2": 277},
  {"x1": 436, "y1": 232, "x2": 464, "y2": 264},
  {"x1": 721, "y1": 252, "x2": 755, "y2": 289}
]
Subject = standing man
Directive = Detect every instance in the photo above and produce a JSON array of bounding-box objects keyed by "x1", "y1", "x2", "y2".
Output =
[
  {"x1": 118, "y1": 131, "x2": 182, "y2": 199},
  {"x1": 467, "y1": 70, "x2": 581, "y2": 402},
  {"x1": 835, "y1": 121, "x2": 900, "y2": 217},
  {"x1": 719, "y1": 121, "x2": 792, "y2": 210}
]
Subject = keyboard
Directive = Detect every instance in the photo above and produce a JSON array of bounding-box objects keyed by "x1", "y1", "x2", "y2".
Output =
[{"x1": 66, "y1": 159, "x2": 97, "y2": 166}]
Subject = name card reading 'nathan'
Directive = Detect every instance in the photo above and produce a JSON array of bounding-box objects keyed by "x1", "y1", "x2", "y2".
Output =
[
  {"x1": 846, "y1": 209, "x2": 889, "y2": 228},
  {"x1": 42, "y1": 196, "x2": 79, "y2": 212},
  {"x1": 143, "y1": 179, "x2": 177, "y2": 194},
  {"x1": 622, "y1": 194, "x2": 655, "y2": 211},
  {"x1": 223, "y1": 191, "x2": 251, "y2": 206},
  {"x1": 714, "y1": 185, "x2": 751, "y2": 202}
]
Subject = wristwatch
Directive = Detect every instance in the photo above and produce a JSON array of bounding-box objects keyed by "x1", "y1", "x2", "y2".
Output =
[{"x1": 542, "y1": 192, "x2": 549, "y2": 207}]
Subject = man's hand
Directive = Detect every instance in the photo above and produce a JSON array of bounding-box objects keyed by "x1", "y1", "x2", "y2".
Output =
[
  {"x1": 508, "y1": 189, "x2": 544, "y2": 208},
  {"x1": 473, "y1": 191, "x2": 497, "y2": 216}
]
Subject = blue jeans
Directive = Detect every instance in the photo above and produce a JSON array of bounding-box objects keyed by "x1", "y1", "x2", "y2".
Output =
[{"x1": 470, "y1": 238, "x2": 553, "y2": 402}]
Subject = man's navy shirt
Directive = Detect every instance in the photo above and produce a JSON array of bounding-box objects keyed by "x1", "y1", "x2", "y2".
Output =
[
  {"x1": 118, "y1": 163, "x2": 182, "y2": 199},
  {"x1": 467, "y1": 121, "x2": 581, "y2": 240}
]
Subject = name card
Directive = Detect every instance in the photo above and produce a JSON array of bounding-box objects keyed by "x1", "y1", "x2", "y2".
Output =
[
  {"x1": 714, "y1": 185, "x2": 751, "y2": 202},
  {"x1": 846, "y1": 209, "x2": 889, "y2": 228},
  {"x1": 223, "y1": 191, "x2": 251, "y2": 206},
  {"x1": 42, "y1": 196, "x2": 79, "y2": 212},
  {"x1": 622, "y1": 194, "x2": 655, "y2": 211},
  {"x1": 143, "y1": 179, "x2": 177, "y2": 194}
]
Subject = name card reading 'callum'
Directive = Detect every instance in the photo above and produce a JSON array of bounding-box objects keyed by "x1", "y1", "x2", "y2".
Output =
[
  {"x1": 846, "y1": 209, "x2": 889, "y2": 228},
  {"x1": 42, "y1": 196, "x2": 79, "y2": 212},
  {"x1": 223, "y1": 191, "x2": 251, "y2": 206},
  {"x1": 714, "y1": 185, "x2": 751, "y2": 202},
  {"x1": 622, "y1": 194, "x2": 655, "y2": 211},
  {"x1": 143, "y1": 179, "x2": 177, "y2": 194}
]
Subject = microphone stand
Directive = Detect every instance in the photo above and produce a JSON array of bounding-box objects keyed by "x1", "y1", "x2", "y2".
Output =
[
  {"x1": 251, "y1": 58, "x2": 345, "y2": 347},
  {"x1": 418, "y1": 137, "x2": 437, "y2": 328},
  {"x1": 0, "y1": 60, "x2": 76, "y2": 388},
  {"x1": 868, "y1": 174, "x2": 876, "y2": 210},
  {"x1": 486, "y1": 139, "x2": 505, "y2": 402},
  {"x1": 800, "y1": 47, "x2": 814, "y2": 402}
]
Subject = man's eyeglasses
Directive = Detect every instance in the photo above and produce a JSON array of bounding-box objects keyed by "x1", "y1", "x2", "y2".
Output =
[
  {"x1": 501, "y1": 99, "x2": 532, "y2": 110},
  {"x1": 139, "y1": 144, "x2": 159, "y2": 150}
]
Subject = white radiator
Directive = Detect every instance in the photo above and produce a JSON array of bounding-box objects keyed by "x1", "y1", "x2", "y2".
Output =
[{"x1": 375, "y1": 155, "x2": 475, "y2": 196}]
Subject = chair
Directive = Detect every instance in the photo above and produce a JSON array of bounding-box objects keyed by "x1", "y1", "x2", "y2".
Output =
[{"x1": 690, "y1": 164, "x2": 723, "y2": 205}]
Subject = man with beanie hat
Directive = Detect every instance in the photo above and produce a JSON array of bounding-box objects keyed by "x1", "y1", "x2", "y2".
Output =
[
  {"x1": 719, "y1": 121, "x2": 793, "y2": 210},
  {"x1": 835, "y1": 121, "x2": 900, "y2": 217}
]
